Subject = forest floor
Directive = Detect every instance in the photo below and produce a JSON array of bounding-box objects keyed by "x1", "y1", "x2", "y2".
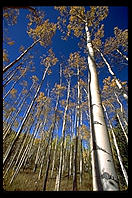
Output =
[{"x1": 3, "y1": 168, "x2": 93, "y2": 191}]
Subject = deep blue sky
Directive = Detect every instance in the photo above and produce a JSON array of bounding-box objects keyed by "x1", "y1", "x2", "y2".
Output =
[
  {"x1": 3, "y1": 6, "x2": 128, "y2": 134},
  {"x1": 3, "y1": 6, "x2": 128, "y2": 87}
]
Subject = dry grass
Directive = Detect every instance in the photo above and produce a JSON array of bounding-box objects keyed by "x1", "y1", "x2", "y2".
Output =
[{"x1": 3, "y1": 168, "x2": 92, "y2": 191}]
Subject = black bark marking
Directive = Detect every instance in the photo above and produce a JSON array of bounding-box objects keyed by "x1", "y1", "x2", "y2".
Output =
[
  {"x1": 93, "y1": 141, "x2": 112, "y2": 156},
  {"x1": 101, "y1": 172, "x2": 118, "y2": 184},
  {"x1": 93, "y1": 121, "x2": 103, "y2": 125},
  {"x1": 107, "y1": 159, "x2": 111, "y2": 162}
]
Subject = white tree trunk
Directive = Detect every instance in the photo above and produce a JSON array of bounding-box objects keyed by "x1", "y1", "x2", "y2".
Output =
[
  {"x1": 51, "y1": 135, "x2": 58, "y2": 178},
  {"x1": 85, "y1": 22, "x2": 119, "y2": 191},
  {"x1": 103, "y1": 104, "x2": 128, "y2": 186},
  {"x1": 55, "y1": 78, "x2": 71, "y2": 191},
  {"x1": 96, "y1": 48, "x2": 128, "y2": 101},
  {"x1": 3, "y1": 66, "x2": 49, "y2": 165},
  {"x1": 116, "y1": 49, "x2": 128, "y2": 61},
  {"x1": 3, "y1": 39, "x2": 40, "y2": 73}
]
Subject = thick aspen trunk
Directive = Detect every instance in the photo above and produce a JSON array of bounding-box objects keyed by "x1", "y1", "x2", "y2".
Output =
[{"x1": 85, "y1": 22, "x2": 119, "y2": 191}]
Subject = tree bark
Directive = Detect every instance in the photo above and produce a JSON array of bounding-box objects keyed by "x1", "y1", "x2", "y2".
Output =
[
  {"x1": 103, "y1": 104, "x2": 128, "y2": 186},
  {"x1": 85, "y1": 22, "x2": 119, "y2": 191},
  {"x1": 96, "y1": 48, "x2": 128, "y2": 101},
  {"x1": 3, "y1": 66, "x2": 49, "y2": 165},
  {"x1": 55, "y1": 78, "x2": 71, "y2": 191},
  {"x1": 116, "y1": 49, "x2": 128, "y2": 61},
  {"x1": 3, "y1": 39, "x2": 40, "y2": 73}
]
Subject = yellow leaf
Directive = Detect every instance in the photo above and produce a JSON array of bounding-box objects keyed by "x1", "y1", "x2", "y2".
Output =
[{"x1": 7, "y1": 41, "x2": 15, "y2": 45}]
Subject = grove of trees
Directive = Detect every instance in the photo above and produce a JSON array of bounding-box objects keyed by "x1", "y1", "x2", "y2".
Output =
[{"x1": 3, "y1": 6, "x2": 128, "y2": 191}]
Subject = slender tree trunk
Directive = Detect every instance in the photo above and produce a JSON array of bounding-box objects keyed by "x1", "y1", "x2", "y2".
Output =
[
  {"x1": 51, "y1": 135, "x2": 58, "y2": 178},
  {"x1": 62, "y1": 138, "x2": 67, "y2": 176},
  {"x1": 55, "y1": 78, "x2": 71, "y2": 191},
  {"x1": 116, "y1": 49, "x2": 128, "y2": 61},
  {"x1": 85, "y1": 22, "x2": 119, "y2": 191},
  {"x1": 3, "y1": 39, "x2": 40, "y2": 73},
  {"x1": 79, "y1": 91, "x2": 83, "y2": 186},
  {"x1": 73, "y1": 64, "x2": 80, "y2": 191},
  {"x1": 3, "y1": 66, "x2": 49, "y2": 165},
  {"x1": 9, "y1": 121, "x2": 41, "y2": 184},
  {"x1": 3, "y1": 126, "x2": 27, "y2": 177},
  {"x1": 3, "y1": 82, "x2": 35, "y2": 140},
  {"x1": 96, "y1": 48, "x2": 128, "y2": 101},
  {"x1": 116, "y1": 113, "x2": 128, "y2": 143},
  {"x1": 33, "y1": 118, "x2": 47, "y2": 173},
  {"x1": 3, "y1": 68, "x2": 18, "y2": 88},
  {"x1": 3, "y1": 69, "x2": 27, "y2": 100},
  {"x1": 43, "y1": 98, "x2": 60, "y2": 190},
  {"x1": 69, "y1": 110, "x2": 74, "y2": 178},
  {"x1": 103, "y1": 104, "x2": 128, "y2": 186},
  {"x1": 107, "y1": 100, "x2": 128, "y2": 143},
  {"x1": 114, "y1": 92, "x2": 128, "y2": 127}
]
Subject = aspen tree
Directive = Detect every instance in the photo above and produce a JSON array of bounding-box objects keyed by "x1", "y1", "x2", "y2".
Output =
[
  {"x1": 55, "y1": 67, "x2": 71, "y2": 191},
  {"x1": 3, "y1": 19, "x2": 56, "y2": 73},
  {"x1": 67, "y1": 52, "x2": 86, "y2": 190},
  {"x1": 103, "y1": 104, "x2": 128, "y2": 187},
  {"x1": 43, "y1": 74, "x2": 64, "y2": 190},
  {"x1": 3, "y1": 77, "x2": 38, "y2": 140},
  {"x1": 3, "y1": 49, "x2": 58, "y2": 165},
  {"x1": 96, "y1": 48, "x2": 128, "y2": 100},
  {"x1": 55, "y1": 6, "x2": 119, "y2": 191}
]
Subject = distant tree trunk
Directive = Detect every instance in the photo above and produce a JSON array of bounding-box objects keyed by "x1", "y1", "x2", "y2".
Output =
[
  {"x1": 62, "y1": 138, "x2": 67, "y2": 176},
  {"x1": 79, "y1": 97, "x2": 83, "y2": 185},
  {"x1": 69, "y1": 110, "x2": 74, "y2": 178},
  {"x1": 73, "y1": 63, "x2": 80, "y2": 191},
  {"x1": 3, "y1": 127, "x2": 28, "y2": 178},
  {"x1": 55, "y1": 78, "x2": 71, "y2": 191},
  {"x1": 85, "y1": 21, "x2": 119, "y2": 191},
  {"x1": 103, "y1": 104, "x2": 128, "y2": 186},
  {"x1": 43, "y1": 97, "x2": 60, "y2": 190},
  {"x1": 33, "y1": 118, "x2": 47, "y2": 173},
  {"x1": 116, "y1": 113, "x2": 128, "y2": 143},
  {"x1": 3, "y1": 38, "x2": 40, "y2": 73},
  {"x1": 96, "y1": 48, "x2": 128, "y2": 101},
  {"x1": 107, "y1": 100, "x2": 128, "y2": 143},
  {"x1": 3, "y1": 68, "x2": 18, "y2": 88},
  {"x1": 9, "y1": 121, "x2": 41, "y2": 184},
  {"x1": 3, "y1": 68, "x2": 27, "y2": 100},
  {"x1": 51, "y1": 135, "x2": 58, "y2": 178},
  {"x1": 3, "y1": 82, "x2": 35, "y2": 140},
  {"x1": 114, "y1": 92, "x2": 128, "y2": 127},
  {"x1": 3, "y1": 66, "x2": 49, "y2": 166},
  {"x1": 116, "y1": 49, "x2": 128, "y2": 61},
  {"x1": 38, "y1": 124, "x2": 53, "y2": 180}
]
